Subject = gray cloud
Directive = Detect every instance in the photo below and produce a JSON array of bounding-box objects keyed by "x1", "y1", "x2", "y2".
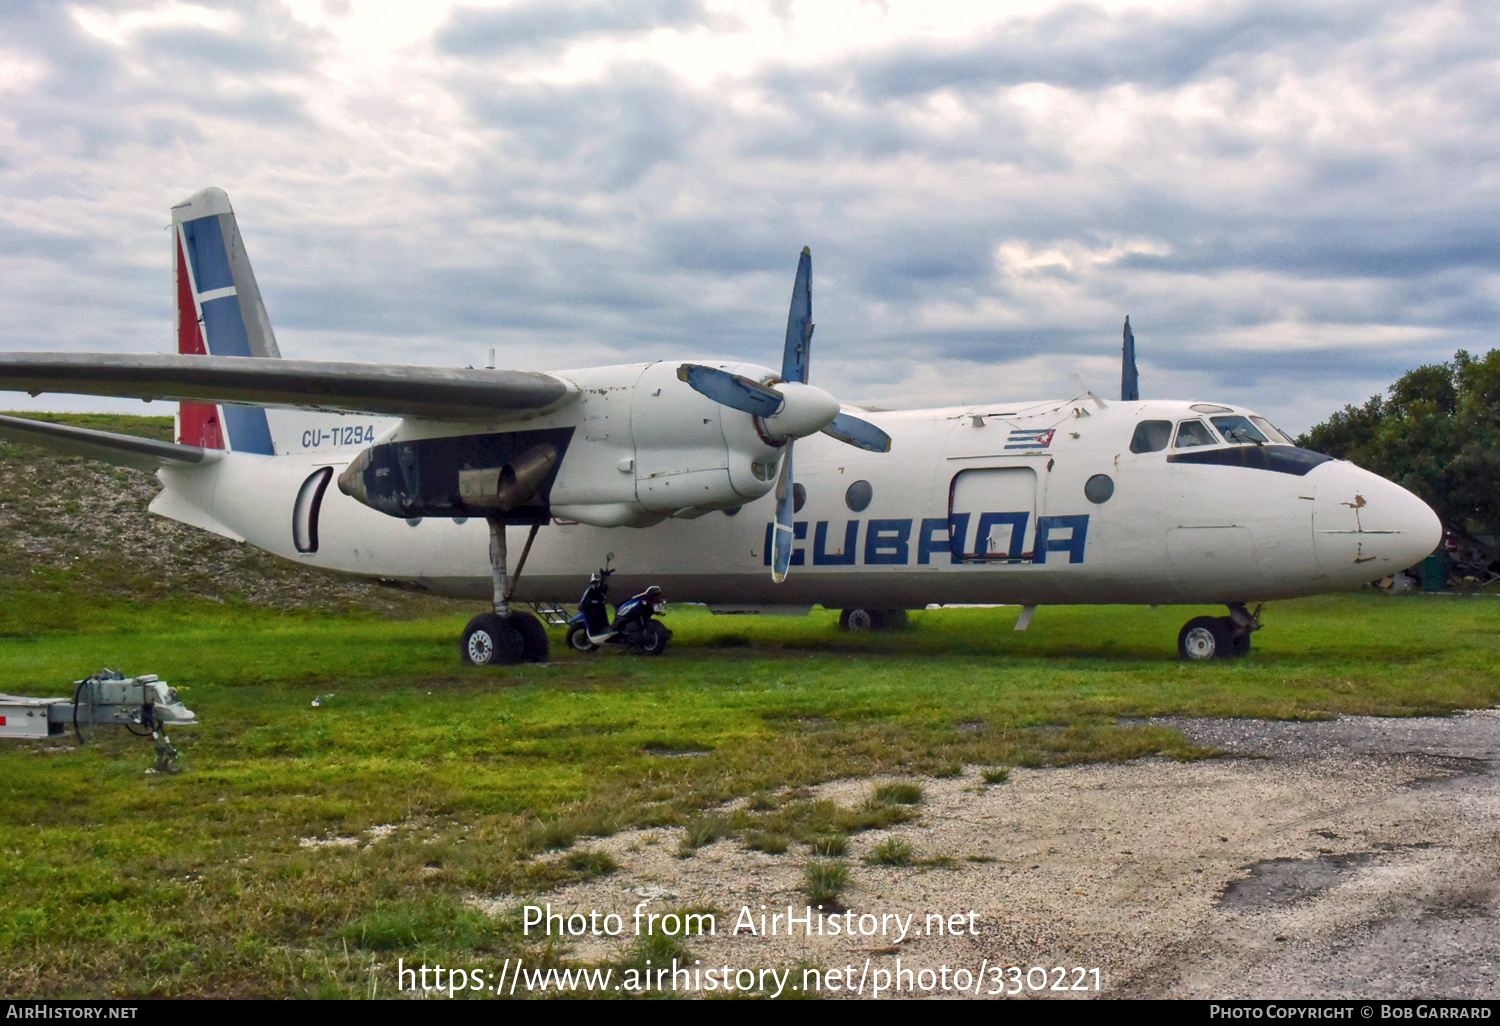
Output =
[
  {"x1": 1, "y1": 0, "x2": 1498, "y2": 436},
  {"x1": 437, "y1": 0, "x2": 713, "y2": 56}
]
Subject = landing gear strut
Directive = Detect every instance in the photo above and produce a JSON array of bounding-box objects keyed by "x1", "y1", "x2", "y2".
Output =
[
  {"x1": 1177, "y1": 603, "x2": 1260, "y2": 661},
  {"x1": 460, "y1": 518, "x2": 549, "y2": 666}
]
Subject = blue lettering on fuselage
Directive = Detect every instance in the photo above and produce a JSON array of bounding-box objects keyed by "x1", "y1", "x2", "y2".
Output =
[
  {"x1": 301, "y1": 424, "x2": 377, "y2": 449},
  {"x1": 763, "y1": 515, "x2": 1089, "y2": 567}
]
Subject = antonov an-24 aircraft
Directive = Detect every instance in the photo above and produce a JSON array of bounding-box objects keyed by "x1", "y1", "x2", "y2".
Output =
[{"x1": 0, "y1": 188, "x2": 1441, "y2": 665}]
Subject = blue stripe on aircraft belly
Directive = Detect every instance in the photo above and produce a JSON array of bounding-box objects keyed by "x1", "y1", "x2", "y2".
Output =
[{"x1": 182, "y1": 216, "x2": 234, "y2": 293}]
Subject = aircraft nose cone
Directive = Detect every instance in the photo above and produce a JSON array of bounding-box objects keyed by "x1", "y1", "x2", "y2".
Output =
[{"x1": 1312, "y1": 461, "x2": 1442, "y2": 581}]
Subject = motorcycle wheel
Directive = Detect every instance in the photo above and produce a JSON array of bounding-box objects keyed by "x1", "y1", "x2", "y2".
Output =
[
  {"x1": 638, "y1": 620, "x2": 669, "y2": 656},
  {"x1": 566, "y1": 623, "x2": 598, "y2": 653}
]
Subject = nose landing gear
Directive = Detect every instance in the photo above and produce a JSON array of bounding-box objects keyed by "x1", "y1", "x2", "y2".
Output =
[{"x1": 1178, "y1": 603, "x2": 1260, "y2": 660}]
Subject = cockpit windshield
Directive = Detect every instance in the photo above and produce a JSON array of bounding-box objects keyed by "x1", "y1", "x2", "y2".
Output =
[
  {"x1": 1209, "y1": 415, "x2": 1269, "y2": 445},
  {"x1": 1174, "y1": 420, "x2": 1218, "y2": 448},
  {"x1": 1249, "y1": 416, "x2": 1292, "y2": 444}
]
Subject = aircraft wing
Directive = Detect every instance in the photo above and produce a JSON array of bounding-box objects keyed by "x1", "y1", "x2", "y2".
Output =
[
  {"x1": 0, "y1": 353, "x2": 578, "y2": 421},
  {"x1": 0, "y1": 414, "x2": 216, "y2": 471}
]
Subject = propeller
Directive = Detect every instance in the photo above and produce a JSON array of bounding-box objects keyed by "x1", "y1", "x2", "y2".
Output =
[{"x1": 676, "y1": 247, "x2": 892, "y2": 582}]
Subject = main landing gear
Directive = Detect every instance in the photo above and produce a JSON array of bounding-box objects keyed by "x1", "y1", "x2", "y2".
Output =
[
  {"x1": 1178, "y1": 603, "x2": 1260, "y2": 661},
  {"x1": 460, "y1": 518, "x2": 549, "y2": 667},
  {"x1": 838, "y1": 608, "x2": 910, "y2": 632}
]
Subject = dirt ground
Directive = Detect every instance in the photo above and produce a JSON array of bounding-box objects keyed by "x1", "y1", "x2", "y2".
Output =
[{"x1": 482, "y1": 710, "x2": 1500, "y2": 999}]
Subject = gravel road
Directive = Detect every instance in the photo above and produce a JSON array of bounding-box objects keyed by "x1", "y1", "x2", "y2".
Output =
[{"x1": 498, "y1": 710, "x2": 1500, "y2": 999}]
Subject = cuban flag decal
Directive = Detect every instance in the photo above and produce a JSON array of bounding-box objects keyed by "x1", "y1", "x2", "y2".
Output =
[{"x1": 1004, "y1": 428, "x2": 1055, "y2": 450}]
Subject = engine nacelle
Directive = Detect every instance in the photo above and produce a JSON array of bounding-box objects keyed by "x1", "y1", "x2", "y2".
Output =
[
  {"x1": 339, "y1": 361, "x2": 790, "y2": 529},
  {"x1": 627, "y1": 361, "x2": 784, "y2": 515},
  {"x1": 337, "y1": 427, "x2": 573, "y2": 522}
]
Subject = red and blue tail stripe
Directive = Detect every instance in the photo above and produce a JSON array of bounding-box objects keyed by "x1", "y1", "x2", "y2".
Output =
[{"x1": 170, "y1": 187, "x2": 278, "y2": 455}]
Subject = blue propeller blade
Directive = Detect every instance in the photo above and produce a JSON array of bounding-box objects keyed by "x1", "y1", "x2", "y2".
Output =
[
  {"x1": 782, "y1": 247, "x2": 813, "y2": 384},
  {"x1": 677, "y1": 364, "x2": 784, "y2": 418},
  {"x1": 820, "y1": 412, "x2": 891, "y2": 453},
  {"x1": 772, "y1": 444, "x2": 795, "y2": 582}
]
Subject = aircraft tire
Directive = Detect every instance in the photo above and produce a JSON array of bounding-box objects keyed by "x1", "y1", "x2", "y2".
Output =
[
  {"x1": 507, "y1": 610, "x2": 550, "y2": 663},
  {"x1": 885, "y1": 609, "x2": 910, "y2": 630},
  {"x1": 566, "y1": 623, "x2": 597, "y2": 653},
  {"x1": 461, "y1": 613, "x2": 525, "y2": 666},
  {"x1": 840, "y1": 608, "x2": 888, "y2": 632},
  {"x1": 1178, "y1": 615, "x2": 1232, "y2": 660},
  {"x1": 638, "y1": 621, "x2": 670, "y2": 656}
]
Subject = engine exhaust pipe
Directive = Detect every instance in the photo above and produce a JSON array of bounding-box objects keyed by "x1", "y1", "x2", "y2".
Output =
[{"x1": 458, "y1": 443, "x2": 559, "y2": 512}]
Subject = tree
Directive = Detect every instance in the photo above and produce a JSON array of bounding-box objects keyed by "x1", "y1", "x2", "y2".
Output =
[{"x1": 1297, "y1": 349, "x2": 1500, "y2": 544}]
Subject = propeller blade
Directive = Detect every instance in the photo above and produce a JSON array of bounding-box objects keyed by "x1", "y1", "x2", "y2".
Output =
[
  {"x1": 772, "y1": 444, "x2": 795, "y2": 583},
  {"x1": 782, "y1": 247, "x2": 813, "y2": 384},
  {"x1": 677, "y1": 364, "x2": 783, "y2": 418},
  {"x1": 820, "y1": 411, "x2": 892, "y2": 453}
]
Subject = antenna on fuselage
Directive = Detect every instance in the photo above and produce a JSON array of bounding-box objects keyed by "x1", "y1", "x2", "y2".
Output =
[{"x1": 1121, "y1": 316, "x2": 1140, "y2": 401}]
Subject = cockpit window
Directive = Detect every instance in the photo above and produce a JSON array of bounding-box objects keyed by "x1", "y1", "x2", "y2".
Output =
[
  {"x1": 1210, "y1": 415, "x2": 1269, "y2": 445},
  {"x1": 1250, "y1": 416, "x2": 1291, "y2": 444},
  {"x1": 1130, "y1": 420, "x2": 1173, "y2": 453},
  {"x1": 1174, "y1": 420, "x2": 1218, "y2": 448}
]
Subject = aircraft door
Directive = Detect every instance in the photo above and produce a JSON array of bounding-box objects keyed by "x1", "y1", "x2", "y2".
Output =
[{"x1": 948, "y1": 467, "x2": 1038, "y2": 562}]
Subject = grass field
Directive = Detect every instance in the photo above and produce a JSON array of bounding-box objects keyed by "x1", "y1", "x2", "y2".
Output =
[{"x1": 1, "y1": 589, "x2": 1496, "y2": 998}]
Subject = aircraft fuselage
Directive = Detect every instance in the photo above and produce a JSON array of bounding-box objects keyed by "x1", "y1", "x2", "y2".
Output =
[{"x1": 155, "y1": 382, "x2": 1441, "y2": 612}]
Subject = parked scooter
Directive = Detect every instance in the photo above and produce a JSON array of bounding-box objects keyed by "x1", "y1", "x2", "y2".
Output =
[{"x1": 566, "y1": 555, "x2": 672, "y2": 655}]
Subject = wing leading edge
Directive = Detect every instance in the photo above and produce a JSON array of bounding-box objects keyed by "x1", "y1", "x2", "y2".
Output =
[{"x1": 0, "y1": 353, "x2": 577, "y2": 421}]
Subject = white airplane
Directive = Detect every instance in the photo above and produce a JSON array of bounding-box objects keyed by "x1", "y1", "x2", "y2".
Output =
[{"x1": 0, "y1": 188, "x2": 1441, "y2": 665}]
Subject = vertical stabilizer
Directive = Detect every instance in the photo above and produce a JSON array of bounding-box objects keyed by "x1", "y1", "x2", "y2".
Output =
[
  {"x1": 170, "y1": 187, "x2": 278, "y2": 454},
  {"x1": 1121, "y1": 315, "x2": 1140, "y2": 402}
]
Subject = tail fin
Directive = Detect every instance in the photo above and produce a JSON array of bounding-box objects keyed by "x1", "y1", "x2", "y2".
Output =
[
  {"x1": 1121, "y1": 315, "x2": 1139, "y2": 402},
  {"x1": 171, "y1": 187, "x2": 278, "y2": 454}
]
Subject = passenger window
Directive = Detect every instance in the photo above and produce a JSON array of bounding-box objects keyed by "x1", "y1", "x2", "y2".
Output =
[
  {"x1": 1250, "y1": 416, "x2": 1290, "y2": 444},
  {"x1": 1174, "y1": 420, "x2": 1218, "y2": 448},
  {"x1": 1210, "y1": 415, "x2": 1269, "y2": 445},
  {"x1": 1129, "y1": 420, "x2": 1173, "y2": 453}
]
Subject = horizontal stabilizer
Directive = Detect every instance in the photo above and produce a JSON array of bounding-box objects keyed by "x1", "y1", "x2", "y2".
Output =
[
  {"x1": 0, "y1": 353, "x2": 577, "y2": 421},
  {"x1": 0, "y1": 414, "x2": 215, "y2": 471}
]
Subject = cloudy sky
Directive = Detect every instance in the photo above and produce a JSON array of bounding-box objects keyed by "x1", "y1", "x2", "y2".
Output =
[{"x1": 1, "y1": 0, "x2": 1495, "y2": 432}]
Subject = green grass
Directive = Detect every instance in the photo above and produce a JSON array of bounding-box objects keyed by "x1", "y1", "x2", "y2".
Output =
[
  {"x1": 802, "y1": 859, "x2": 850, "y2": 905},
  {"x1": 0, "y1": 591, "x2": 1497, "y2": 996},
  {"x1": 864, "y1": 837, "x2": 915, "y2": 867},
  {"x1": 872, "y1": 782, "x2": 924, "y2": 805},
  {"x1": 808, "y1": 835, "x2": 848, "y2": 857}
]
